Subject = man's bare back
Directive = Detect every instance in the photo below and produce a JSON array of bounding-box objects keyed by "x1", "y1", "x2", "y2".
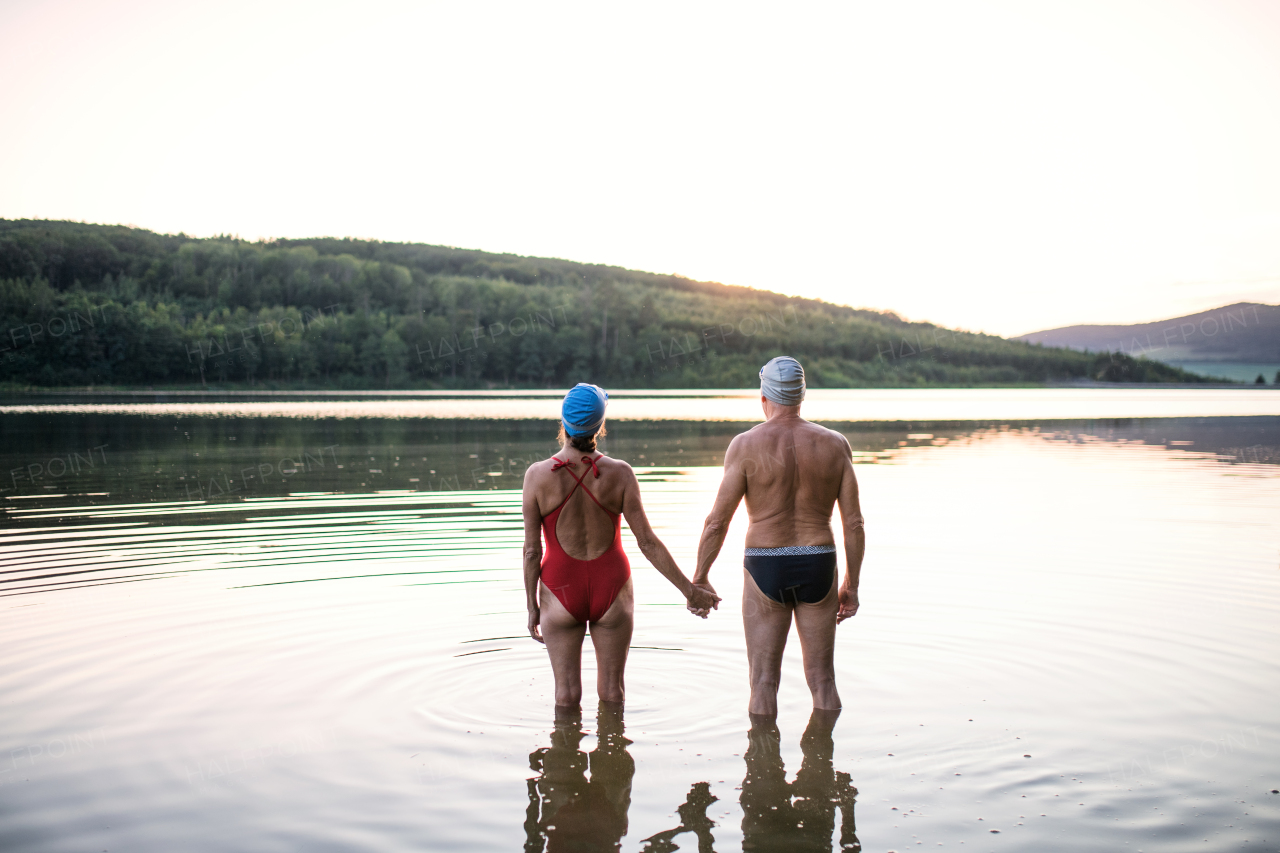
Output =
[
  {"x1": 692, "y1": 359, "x2": 865, "y2": 716},
  {"x1": 731, "y1": 416, "x2": 855, "y2": 550}
]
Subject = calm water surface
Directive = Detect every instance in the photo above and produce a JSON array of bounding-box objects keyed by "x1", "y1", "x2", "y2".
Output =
[{"x1": 1, "y1": 391, "x2": 1278, "y2": 852}]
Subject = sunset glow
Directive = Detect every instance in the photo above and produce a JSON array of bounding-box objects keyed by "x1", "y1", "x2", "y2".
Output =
[{"x1": 3, "y1": 0, "x2": 1279, "y2": 335}]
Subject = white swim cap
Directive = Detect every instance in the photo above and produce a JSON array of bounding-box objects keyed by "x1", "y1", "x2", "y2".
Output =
[{"x1": 759, "y1": 356, "x2": 805, "y2": 406}]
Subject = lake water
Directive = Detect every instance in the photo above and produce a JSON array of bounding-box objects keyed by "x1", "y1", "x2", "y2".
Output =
[{"x1": 2, "y1": 390, "x2": 1279, "y2": 852}]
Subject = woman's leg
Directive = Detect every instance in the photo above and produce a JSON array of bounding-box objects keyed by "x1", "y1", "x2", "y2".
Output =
[
  {"x1": 540, "y1": 582, "x2": 587, "y2": 709},
  {"x1": 587, "y1": 579, "x2": 634, "y2": 705}
]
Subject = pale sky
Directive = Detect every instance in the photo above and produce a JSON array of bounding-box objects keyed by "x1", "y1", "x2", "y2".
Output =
[{"x1": 3, "y1": 0, "x2": 1279, "y2": 337}]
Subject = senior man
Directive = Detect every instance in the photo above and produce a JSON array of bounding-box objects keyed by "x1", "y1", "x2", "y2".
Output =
[{"x1": 691, "y1": 356, "x2": 865, "y2": 716}]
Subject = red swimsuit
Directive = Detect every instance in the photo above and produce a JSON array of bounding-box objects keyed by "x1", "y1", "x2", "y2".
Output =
[{"x1": 540, "y1": 455, "x2": 631, "y2": 623}]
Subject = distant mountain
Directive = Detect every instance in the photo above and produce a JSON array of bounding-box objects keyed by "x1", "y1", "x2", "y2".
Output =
[{"x1": 1016, "y1": 303, "x2": 1280, "y2": 364}]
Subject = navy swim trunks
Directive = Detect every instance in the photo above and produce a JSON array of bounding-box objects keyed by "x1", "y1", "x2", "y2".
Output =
[{"x1": 743, "y1": 545, "x2": 837, "y2": 604}]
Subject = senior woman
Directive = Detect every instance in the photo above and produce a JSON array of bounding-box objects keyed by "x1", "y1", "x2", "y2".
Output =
[{"x1": 523, "y1": 383, "x2": 719, "y2": 709}]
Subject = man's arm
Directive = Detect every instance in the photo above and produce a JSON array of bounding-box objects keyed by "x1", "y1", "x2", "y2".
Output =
[
  {"x1": 835, "y1": 436, "x2": 864, "y2": 623},
  {"x1": 522, "y1": 467, "x2": 546, "y2": 643},
  {"x1": 692, "y1": 436, "x2": 749, "y2": 592}
]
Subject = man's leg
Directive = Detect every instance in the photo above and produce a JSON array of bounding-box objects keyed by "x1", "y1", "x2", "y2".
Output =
[
  {"x1": 743, "y1": 568, "x2": 793, "y2": 717},
  {"x1": 793, "y1": 575, "x2": 841, "y2": 710}
]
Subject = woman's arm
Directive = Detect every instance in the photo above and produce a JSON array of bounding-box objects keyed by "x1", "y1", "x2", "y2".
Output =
[
  {"x1": 522, "y1": 467, "x2": 546, "y2": 643},
  {"x1": 621, "y1": 466, "x2": 720, "y2": 615}
]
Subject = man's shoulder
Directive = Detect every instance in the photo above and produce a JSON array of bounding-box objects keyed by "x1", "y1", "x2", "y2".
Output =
[
  {"x1": 798, "y1": 420, "x2": 851, "y2": 453},
  {"x1": 727, "y1": 425, "x2": 769, "y2": 450},
  {"x1": 812, "y1": 420, "x2": 848, "y2": 440}
]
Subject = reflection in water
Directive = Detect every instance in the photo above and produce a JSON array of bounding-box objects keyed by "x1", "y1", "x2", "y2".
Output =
[
  {"x1": 525, "y1": 705, "x2": 635, "y2": 853},
  {"x1": 523, "y1": 708, "x2": 860, "y2": 853},
  {"x1": 639, "y1": 784, "x2": 718, "y2": 852},
  {"x1": 742, "y1": 711, "x2": 860, "y2": 852}
]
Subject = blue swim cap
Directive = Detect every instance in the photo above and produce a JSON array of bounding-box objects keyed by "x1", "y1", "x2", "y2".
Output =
[{"x1": 562, "y1": 383, "x2": 609, "y2": 437}]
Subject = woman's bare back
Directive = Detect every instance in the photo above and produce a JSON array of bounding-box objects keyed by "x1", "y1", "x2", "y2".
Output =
[{"x1": 529, "y1": 453, "x2": 629, "y2": 560}]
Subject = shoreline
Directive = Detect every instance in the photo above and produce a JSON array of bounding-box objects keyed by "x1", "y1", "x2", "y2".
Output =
[{"x1": 0, "y1": 380, "x2": 1263, "y2": 399}]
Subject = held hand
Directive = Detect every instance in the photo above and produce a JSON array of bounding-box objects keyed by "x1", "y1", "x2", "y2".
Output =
[
  {"x1": 687, "y1": 582, "x2": 720, "y2": 619},
  {"x1": 836, "y1": 580, "x2": 859, "y2": 624},
  {"x1": 528, "y1": 608, "x2": 544, "y2": 643}
]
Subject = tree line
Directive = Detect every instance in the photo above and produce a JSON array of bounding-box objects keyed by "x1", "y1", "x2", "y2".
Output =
[{"x1": 0, "y1": 219, "x2": 1211, "y2": 388}]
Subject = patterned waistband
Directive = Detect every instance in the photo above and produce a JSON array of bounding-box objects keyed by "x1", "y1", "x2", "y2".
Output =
[{"x1": 743, "y1": 544, "x2": 837, "y2": 557}]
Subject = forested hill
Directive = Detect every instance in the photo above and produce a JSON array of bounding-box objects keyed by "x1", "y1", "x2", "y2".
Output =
[{"x1": 0, "y1": 219, "x2": 1209, "y2": 389}]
